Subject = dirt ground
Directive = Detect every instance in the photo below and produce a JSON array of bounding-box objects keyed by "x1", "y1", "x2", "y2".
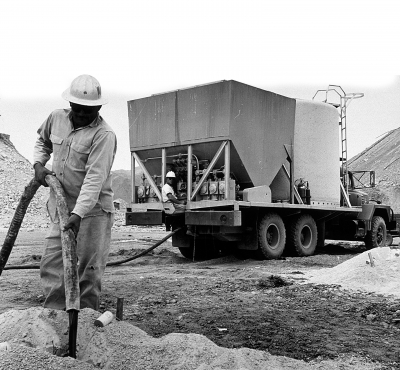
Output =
[{"x1": 1, "y1": 226, "x2": 400, "y2": 369}]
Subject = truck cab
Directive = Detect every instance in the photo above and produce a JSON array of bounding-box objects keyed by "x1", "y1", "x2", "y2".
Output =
[{"x1": 345, "y1": 170, "x2": 375, "y2": 207}]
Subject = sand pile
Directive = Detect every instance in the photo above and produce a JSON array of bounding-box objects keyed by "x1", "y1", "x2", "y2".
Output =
[
  {"x1": 0, "y1": 307, "x2": 384, "y2": 369},
  {"x1": 308, "y1": 247, "x2": 400, "y2": 297}
]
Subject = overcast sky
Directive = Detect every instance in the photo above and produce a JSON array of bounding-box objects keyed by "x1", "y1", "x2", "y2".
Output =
[{"x1": 1, "y1": 0, "x2": 399, "y2": 170}]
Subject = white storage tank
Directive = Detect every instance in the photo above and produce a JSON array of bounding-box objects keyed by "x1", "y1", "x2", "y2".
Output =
[{"x1": 294, "y1": 99, "x2": 340, "y2": 205}]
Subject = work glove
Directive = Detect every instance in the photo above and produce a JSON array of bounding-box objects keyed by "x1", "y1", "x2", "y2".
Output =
[
  {"x1": 63, "y1": 213, "x2": 82, "y2": 236},
  {"x1": 34, "y1": 162, "x2": 56, "y2": 187}
]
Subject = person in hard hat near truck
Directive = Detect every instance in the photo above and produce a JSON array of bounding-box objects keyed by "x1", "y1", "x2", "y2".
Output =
[
  {"x1": 33, "y1": 74, "x2": 117, "y2": 311},
  {"x1": 161, "y1": 171, "x2": 186, "y2": 214}
]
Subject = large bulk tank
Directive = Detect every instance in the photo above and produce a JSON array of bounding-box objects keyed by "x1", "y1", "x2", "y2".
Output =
[{"x1": 294, "y1": 99, "x2": 340, "y2": 205}]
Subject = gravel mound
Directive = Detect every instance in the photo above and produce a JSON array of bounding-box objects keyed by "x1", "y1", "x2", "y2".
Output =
[
  {"x1": 1, "y1": 344, "x2": 95, "y2": 370},
  {"x1": 307, "y1": 247, "x2": 400, "y2": 297},
  {"x1": 0, "y1": 133, "x2": 50, "y2": 229},
  {"x1": 0, "y1": 307, "x2": 384, "y2": 369}
]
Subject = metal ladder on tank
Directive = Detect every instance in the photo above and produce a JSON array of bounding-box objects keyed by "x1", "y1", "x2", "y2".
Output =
[{"x1": 313, "y1": 85, "x2": 364, "y2": 206}]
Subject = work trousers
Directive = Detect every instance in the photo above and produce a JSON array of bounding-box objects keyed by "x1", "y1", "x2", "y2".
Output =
[
  {"x1": 40, "y1": 212, "x2": 114, "y2": 311},
  {"x1": 163, "y1": 201, "x2": 186, "y2": 214}
]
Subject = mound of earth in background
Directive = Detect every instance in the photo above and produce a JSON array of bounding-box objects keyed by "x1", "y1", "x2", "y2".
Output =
[
  {"x1": 349, "y1": 127, "x2": 400, "y2": 213},
  {"x1": 111, "y1": 169, "x2": 132, "y2": 204},
  {"x1": 0, "y1": 133, "x2": 49, "y2": 229}
]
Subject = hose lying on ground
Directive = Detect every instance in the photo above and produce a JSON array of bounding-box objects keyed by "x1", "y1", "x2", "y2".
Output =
[
  {"x1": 0, "y1": 176, "x2": 181, "y2": 271},
  {"x1": 106, "y1": 227, "x2": 182, "y2": 266},
  {"x1": 4, "y1": 228, "x2": 181, "y2": 270},
  {"x1": 2, "y1": 228, "x2": 181, "y2": 270}
]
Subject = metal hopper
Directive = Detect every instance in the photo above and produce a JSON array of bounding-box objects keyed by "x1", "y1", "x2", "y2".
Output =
[{"x1": 127, "y1": 80, "x2": 296, "y2": 205}]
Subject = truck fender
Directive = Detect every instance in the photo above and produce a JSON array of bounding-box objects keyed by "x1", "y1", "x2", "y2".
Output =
[
  {"x1": 356, "y1": 204, "x2": 375, "y2": 221},
  {"x1": 357, "y1": 204, "x2": 393, "y2": 231}
]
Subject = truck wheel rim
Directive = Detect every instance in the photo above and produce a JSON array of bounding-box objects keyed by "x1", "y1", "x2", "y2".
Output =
[
  {"x1": 300, "y1": 226, "x2": 312, "y2": 249},
  {"x1": 266, "y1": 224, "x2": 280, "y2": 250}
]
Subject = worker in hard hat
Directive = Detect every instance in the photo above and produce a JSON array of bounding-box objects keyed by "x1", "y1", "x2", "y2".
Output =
[
  {"x1": 161, "y1": 171, "x2": 186, "y2": 214},
  {"x1": 33, "y1": 74, "x2": 117, "y2": 311}
]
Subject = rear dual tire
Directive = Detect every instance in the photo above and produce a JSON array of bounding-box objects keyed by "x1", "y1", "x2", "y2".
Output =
[
  {"x1": 287, "y1": 214, "x2": 318, "y2": 257},
  {"x1": 256, "y1": 213, "x2": 286, "y2": 259},
  {"x1": 255, "y1": 213, "x2": 319, "y2": 259}
]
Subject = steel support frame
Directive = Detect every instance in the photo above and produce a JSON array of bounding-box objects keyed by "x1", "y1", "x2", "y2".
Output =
[
  {"x1": 190, "y1": 140, "x2": 230, "y2": 201},
  {"x1": 132, "y1": 152, "x2": 162, "y2": 201},
  {"x1": 130, "y1": 140, "x2": 231, "y2": 206}
]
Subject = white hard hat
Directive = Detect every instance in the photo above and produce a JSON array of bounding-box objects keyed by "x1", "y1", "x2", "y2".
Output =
[
  {"x1": 62, "y1": 74, "x2": 108, "y2": 106},
  {"x1": 166, "y1": 171, "x2": 176, "y2": 178}
]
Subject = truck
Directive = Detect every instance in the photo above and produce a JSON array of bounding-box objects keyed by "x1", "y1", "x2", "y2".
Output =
[{"x1": 125, "y1": 80, "x2": 398, "y2": 260}]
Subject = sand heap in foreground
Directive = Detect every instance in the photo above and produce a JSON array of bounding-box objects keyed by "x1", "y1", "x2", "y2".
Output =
[
  {"x1": 308, "y1": 247, "x2": 400, "y2": 297},
  {"x1": 0, "y1": 307, "x2": 384, "y2": 370}
]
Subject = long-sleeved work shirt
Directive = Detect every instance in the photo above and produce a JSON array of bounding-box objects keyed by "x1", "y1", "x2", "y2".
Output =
[
  {"x1": 33, "y1": 109, "x2": 117, "y2": 220},
  {"x1": 161, "y1": 183, "x2": 175, "y2": 202}
]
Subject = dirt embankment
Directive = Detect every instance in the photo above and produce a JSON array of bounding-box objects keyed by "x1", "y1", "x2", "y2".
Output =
[
  {"x1": 349, "y1": 127, "x2": 400, "y2": 213},
  {"x1": 0, "y1": 134, "x2": 49, "y2": 229}
]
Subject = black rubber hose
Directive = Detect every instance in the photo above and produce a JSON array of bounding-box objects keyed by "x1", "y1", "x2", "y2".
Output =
[
  {"x1": 0, "y1": 179, "x2": 41, "y2": 276},
  {"x1": 106, "y1": 227, "x2": 182, "y2": 266},
  {"x1": 3, "y1": 228, "x2": 182, "y2": 270}
]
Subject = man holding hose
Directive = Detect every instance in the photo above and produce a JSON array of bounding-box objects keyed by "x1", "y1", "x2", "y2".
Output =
[{"x1": 33, "y1": 74, "x2": 117, "y2": 310}]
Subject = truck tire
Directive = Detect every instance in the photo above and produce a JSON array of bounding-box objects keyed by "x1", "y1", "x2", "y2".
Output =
[
  {"x1": 365, "y1": 216, "x2": 386, "y2": 250},
  {"x1": 288, "y1": 214, "x2": 317, "y2": 256},
  {"x1": 256, "y1": 213, "x2": 286, "y2": 260}
]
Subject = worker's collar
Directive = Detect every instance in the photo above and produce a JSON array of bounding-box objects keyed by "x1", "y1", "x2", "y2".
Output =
[{"x1": 68, "y1": 110, "x2": 102, "y2": 130}]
